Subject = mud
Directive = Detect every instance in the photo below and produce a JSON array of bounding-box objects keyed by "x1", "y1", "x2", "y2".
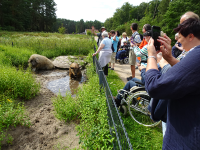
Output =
[{"x1": 2, "y1": 69, "x2": 86, "y2": 150}]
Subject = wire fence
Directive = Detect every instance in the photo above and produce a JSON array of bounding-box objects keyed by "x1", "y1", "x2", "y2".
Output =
[{"x1": 93, "y1": 46, "x2": 133, "y2": 150}]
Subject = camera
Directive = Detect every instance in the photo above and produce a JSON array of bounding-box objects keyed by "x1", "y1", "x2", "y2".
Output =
[{"x1": 152, "y1": 26, "x2": 161, "y2": 51}]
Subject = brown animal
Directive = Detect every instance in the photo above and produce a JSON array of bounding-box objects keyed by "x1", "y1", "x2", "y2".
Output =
[
  {"x1": 28, "y1": 54, "x2": 55, "y2": 71},
  {"x1": 69, "y1": 63, "x2": 82, "y2": 78}
]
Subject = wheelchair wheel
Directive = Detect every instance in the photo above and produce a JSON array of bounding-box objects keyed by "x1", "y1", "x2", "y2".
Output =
[
  {"x1": 123, "y1": 58, "x2": 129, "y2": 64},
  {"x1": 127, "y1": 90, "x2": 161, "y2": 127}
]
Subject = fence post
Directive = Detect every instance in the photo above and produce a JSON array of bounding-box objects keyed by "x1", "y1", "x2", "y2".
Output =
[
  {"x1": 94, "y1": 45, "x2": 96, "y2": 52},
  {"x1": 12, "y1": 42, "x2": 13, "y2": 47},
  {"x1": 99, "y1": 70, "x2": 104, "y2": 87}
]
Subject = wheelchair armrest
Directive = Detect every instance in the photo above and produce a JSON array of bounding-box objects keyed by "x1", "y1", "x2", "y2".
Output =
[{"x1": 135, "y1": 81, "x2": 145, "y2": 87}]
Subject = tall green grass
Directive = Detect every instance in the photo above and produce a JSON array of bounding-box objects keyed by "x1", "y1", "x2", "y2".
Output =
[
  {"x1": 0, "y1": 45, "x2": 35, "y2": 67},
  {"x1": 0, "y1": 31, "x2": 96, "y2": 58}
]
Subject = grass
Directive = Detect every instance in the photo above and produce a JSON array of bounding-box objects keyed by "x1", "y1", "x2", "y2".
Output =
[
  {"x1": 107, "y1": 69, "x2": 163, "y2": 149},
  {"x1": 0, "y1": 97, "x2": 31, "y2": 148},
  {"x1": 0, "y1": 31, "x2": 95, "y2": 58}
]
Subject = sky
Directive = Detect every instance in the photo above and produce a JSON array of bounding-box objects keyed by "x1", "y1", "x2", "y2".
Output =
[{"x1": 54, "y1": 0, "x2": 149, "y2": 23}]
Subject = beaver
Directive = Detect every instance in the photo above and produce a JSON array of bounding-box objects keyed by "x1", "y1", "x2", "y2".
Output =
[
  {"x1": 69, "y1": 63, "x2": 82, "y2": 78},
  {"x1": 28, "y1": 54, "x2": 55, "y2": 71}
]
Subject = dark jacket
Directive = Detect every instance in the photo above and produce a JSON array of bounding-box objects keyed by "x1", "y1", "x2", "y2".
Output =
[{"x1": 145, "y1": 45, "x2": 200, "y2": 149}]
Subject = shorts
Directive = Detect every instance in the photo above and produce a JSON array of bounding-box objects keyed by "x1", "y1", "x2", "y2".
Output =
[
  {"x1": 110, "y1": 52, "x2": 116, "y2": 63},
  {"x1": 129, "y1": 50, "x2": 136, "y2": 65}
]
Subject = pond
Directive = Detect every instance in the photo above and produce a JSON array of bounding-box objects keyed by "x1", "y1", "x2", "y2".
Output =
[{"x1": 47, "y1": 75, "x2": 86, "y2": 97}]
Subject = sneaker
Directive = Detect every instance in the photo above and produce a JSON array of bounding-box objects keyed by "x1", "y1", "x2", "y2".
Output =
[
  {"x1": 114, "y1": 98, "x2": 121, "y2": 108},
  {"x1": 127, "y1": 76, "x2": 132, "y2": 81},
  {"x1": 119, "y1": 105, "x2": 124, "y2": 113},
  {"x1": 110, "y1": 68, "x2": 114, "y2": 70}
]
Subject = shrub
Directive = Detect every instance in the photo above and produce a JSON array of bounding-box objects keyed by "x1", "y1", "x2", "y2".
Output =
[
  {"x1": 58, "y1": 24, "x2": 66, "y2": 34},
  {"x1": 0, "y1": 97, "x2": 30, "y2": 148},
  {"x1": 0, "y1": 45, "x2": 35, "y2": 67},
  {"x1": 87, "y1": 30, "x2": 92, "y2": 36},
  {"x1": 0, "y1": 65, "x2": 40, "y2": 100},
  {"x1": 52, "y1": 93, "x2": 79, "y2": 122}
]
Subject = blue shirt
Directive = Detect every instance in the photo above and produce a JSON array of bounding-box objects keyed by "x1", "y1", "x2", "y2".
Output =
[
  {"x1": 101, "y1": 37, "x2": 112, "y2": 51},
  {"x1": 145, "y1": 45, "x2": 200, "y2": 149},
  {"x1": 111, "y1": 36, "x2": 119, "y2": 52}
]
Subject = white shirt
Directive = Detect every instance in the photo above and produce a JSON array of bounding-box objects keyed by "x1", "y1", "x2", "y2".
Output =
[{"x1": 121, "y1": 37, "x2": 129, "y2": 46}]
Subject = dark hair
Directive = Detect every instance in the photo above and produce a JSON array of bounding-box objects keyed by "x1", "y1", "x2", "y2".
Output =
[
  {"x1": 116, "y1": 31, "x2": 120, "y2": 36},
  {"x1": 143, "y1": 24, "x2": 151, "y2": 31},
  {"x1": 110, "y1": 30, "x2": 115, "y2": 34},
  {"x1": 174, "y1": 18, "x2": 200, "y2": 39},
  {"x1": 131, "y1": 23, "x2": 138, "y2": 30}
]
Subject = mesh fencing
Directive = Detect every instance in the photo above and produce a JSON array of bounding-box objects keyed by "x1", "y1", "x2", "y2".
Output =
[{"x1": 93, "y1": 46, "x2": 133, "y2": 150}]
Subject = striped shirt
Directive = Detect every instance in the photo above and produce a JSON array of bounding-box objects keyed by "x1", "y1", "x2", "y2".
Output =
[{"x1": 133, "y1": 44, "x2": 148, "y2": 67}]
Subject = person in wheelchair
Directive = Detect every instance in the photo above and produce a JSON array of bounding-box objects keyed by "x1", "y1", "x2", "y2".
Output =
[
  {"x1": 116, "y1": 41, "x2": 130, "y2": 62},
  {"x1": 115, "y1": 65, "x2": 146, "y2": 108},
  {"x1": 114, "y1": 53, "x2": 162, "y2": 109}
]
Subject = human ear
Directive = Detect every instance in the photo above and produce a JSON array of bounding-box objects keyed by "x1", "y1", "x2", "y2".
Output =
[{"x1": 189, "y1": 33, "x2": 194, "y2": 41}]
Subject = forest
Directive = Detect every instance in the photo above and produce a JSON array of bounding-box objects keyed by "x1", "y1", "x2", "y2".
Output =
[
  {"x1": 0, "y1": 0, "x2": 103, "y2": 33},
  {"x1": 1, "y1": 0, "x2": 200, "y2": 38},
  {"x1": 104, "y1": 0, "x2": 200, "y2": 43}
]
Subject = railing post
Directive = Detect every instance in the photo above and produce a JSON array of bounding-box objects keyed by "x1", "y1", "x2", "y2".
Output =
[
  {"x1": 94, "y1": 45, "x2": 96, "y2": 52},
  {"x1": 99, "y1": 70, "x2": 104, "y2": 86}
]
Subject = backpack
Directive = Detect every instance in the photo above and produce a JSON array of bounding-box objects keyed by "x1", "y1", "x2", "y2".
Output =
[
  {"x1": 148, "y1": 98, "x2": 168, "y2": 123},
  {"x1": 132, "y1": 33, "x2": 143, "y2": 42}
]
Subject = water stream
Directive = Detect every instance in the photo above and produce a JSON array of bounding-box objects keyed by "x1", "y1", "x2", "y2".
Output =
[{"x1": 47, "y1": 75, "x2": 85, "y2": 97}]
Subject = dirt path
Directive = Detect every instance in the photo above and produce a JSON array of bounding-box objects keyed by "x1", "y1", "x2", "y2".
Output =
[
  {"x1": 113, "y1": 63, "x2": 141, "y2": 84},
  {"x1": 94, "y1": 36, "x2": 141, "y2": 83},
  {"x1": 2, "y1": 69, "x2": 80, "y2": 150}
]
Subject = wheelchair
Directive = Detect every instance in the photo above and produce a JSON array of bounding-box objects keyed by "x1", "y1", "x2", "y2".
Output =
[
  {"x1": 118, "y1": 49, "x2": 129, "y2": 64},
  {"x1": 116, "y1": 81, "x2": 161, "y2": 127},
  {"x1": 116, "y1": 46, "x2": 130, "y2": 64}
]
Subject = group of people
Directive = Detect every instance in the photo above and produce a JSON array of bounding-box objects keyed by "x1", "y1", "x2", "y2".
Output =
[{"x1": 92, "y1": 11, "x2": 200, "y2": 149}]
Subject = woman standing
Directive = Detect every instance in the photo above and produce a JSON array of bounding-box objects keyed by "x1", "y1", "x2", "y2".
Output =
[
  {"x1": 146, "y1": 18, "x2": 200, "y2": 149},
  {"x1": 131, "y1": 30, "x2": 152, "y2": 67},
  {"x1": 93, "y1": 31, "x2": 112, "y2": 76}
]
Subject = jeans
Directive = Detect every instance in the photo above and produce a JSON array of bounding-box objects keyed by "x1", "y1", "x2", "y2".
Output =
[
  {"x1": 116, "y1": 50, "x2": 126, "y2": 59},
  {"x1": 117, "y1": 77, "x2": 142, "y2": 101}
]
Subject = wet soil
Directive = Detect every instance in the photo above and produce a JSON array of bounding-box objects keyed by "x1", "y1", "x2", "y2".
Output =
[{"x1": 2, "y1": 69, "x2": 86, "y2": 150}]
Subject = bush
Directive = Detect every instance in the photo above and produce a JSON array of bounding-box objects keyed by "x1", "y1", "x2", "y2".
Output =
[
  {"x1": 0, "y1": 65, "x2": 40, "y2": 100},
  {"x1": 0, "y1": 45, "x2": 35, "y2": 67},
  {"x1": 0, "y1": 97, "x2": 30, "y2": 148},
  {"x1": 52, "y1": 93, "x2": 79, "y2": 122},
  {"x1": 58, "y1": 26, "x2": 66, "y2": 34},
  {"x1": 87, "y1": 30, "x2": 92, "y2": 36}
]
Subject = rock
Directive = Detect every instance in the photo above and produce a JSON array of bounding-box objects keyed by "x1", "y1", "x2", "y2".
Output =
[{"x1": 52, "y1": 56, "x2": 87, "y2": 69}]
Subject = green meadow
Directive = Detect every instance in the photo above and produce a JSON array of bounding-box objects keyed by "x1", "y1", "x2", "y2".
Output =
[{"x1": 0, "y1": 31, "x2": 162, "y2": 149}]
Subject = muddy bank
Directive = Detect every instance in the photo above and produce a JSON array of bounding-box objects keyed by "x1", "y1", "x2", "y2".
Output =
[{"x1": 2, "y1": 68, "x2": 86, "y2": 150}]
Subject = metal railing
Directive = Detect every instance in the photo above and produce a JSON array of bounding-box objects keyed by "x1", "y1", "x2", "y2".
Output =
[{"x1": 93, "y1": 46, "x2": 133, "y2": 150}]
